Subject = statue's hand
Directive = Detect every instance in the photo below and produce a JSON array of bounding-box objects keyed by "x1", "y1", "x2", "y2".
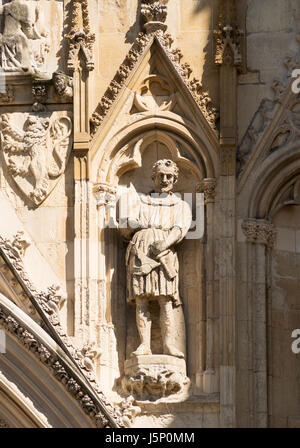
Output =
[
  {"x1": 151, "y1": 240, "x2": 168, "y2": 255},
  {"x1": 128, "y1": 218, "x2": 141, "y2": 229}
]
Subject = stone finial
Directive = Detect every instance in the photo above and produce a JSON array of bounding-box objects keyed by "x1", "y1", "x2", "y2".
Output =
[
  {"x1": 214, "y1": 0, "x2": 243, "y2": 68},
  {"x1": 197, "y1": 178, "x2": 217, "y2": 204},
  {"x1": 242, "y1": 219, "x2": 276, "y2": 248},
  {"x1": 141, "y1": 0, "x2": 168, "y2": 33},
  {"x1": 66, "y1": 0, "x2": 95, "y2": 71}
]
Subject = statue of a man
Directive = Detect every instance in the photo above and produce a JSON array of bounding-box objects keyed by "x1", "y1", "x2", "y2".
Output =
[{"x1": 120, "y1": 159, "x2": 192, "y2": 359}]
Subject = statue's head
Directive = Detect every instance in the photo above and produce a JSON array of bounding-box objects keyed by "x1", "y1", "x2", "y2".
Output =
[
  {"x1": 151, "y1": 159, "x2": 179, "y2": 193},
  {"x1": 52, "y1": 71, "x2": 67, "y2": 94}
]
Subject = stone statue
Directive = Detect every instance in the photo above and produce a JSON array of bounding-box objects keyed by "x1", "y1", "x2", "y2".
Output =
[
  {"x1": 119, "y1": 159, "x2": 192, "y2": 360},
  {"x1": 0, "y1": 0, "x2": 49, "y2": 75}
]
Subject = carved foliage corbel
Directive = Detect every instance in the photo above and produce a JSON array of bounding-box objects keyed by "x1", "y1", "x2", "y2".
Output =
[
  {"x1": 242, "y1": 219, "x2": 276, "y2": 248},
  {"x1": 197, "y1": 178, "x2": 217, "y2": 204},
  {"x1": 141, "y1": 0, "x2": 168, "y2": 33}
]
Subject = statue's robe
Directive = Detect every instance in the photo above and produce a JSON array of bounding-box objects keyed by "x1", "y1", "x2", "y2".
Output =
[{"x1": 125, "y1": 192, "x2": 192, "y2": 306}]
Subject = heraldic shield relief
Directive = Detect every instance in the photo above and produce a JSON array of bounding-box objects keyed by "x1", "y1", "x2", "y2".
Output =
[{"x1": 0, "y1": 112, "x2": 72, "y2": 206}]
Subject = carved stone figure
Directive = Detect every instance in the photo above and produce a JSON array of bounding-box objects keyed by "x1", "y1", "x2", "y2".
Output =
[
  {"x1": 0, "y1": 113, "x2": 72, "y2": 205},
  {"x1": 119, "y1": 160, "x2": 192, "y2": 359},
  {"x1": 0, "y1": 0, "x2": 49, "y2": 75},
  {"x1": 52, "y1": 71, "x2": 73, "y2": 99}
]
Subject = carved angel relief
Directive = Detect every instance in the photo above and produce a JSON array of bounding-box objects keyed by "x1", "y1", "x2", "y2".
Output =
[{"x1": 0, "y1": 113, "x2": 72, "y2": 205}]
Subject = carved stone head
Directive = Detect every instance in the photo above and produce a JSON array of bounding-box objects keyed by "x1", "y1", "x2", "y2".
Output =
[
  {"x1": 151, "y1": 159, "x2": 178, "y2": 193},
  {"x1": 52, "y1": 71, "x2": 73, "y2": 98}
]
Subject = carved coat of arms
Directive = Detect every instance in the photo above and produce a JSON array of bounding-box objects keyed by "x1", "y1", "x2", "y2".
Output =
[{"x1": 0, "y1": 113, "x2": 72, "y2": 205}]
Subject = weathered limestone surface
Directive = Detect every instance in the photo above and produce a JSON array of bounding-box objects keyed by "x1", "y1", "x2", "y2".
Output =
[{"x1": 0, "y1": 0, "x2": 299, "y2": 429}]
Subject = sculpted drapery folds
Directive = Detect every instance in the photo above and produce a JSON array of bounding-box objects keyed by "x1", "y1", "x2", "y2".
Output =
[
  {"x1": 119, "y1": 159, "x2": 192, "y2": 359},
  {"x1": 0, "y1": 0, "x2": 49, "y2": 74}
]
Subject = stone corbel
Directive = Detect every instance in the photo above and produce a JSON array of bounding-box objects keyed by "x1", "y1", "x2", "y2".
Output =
[
  {"x1": 242, "y1": 218, "x2": 276, "y2": 248},
  {"x1": 197, "y1": 178, "x2": 217, "y2": 204}
]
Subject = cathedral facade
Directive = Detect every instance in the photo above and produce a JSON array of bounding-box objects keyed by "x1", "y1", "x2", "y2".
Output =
[{"x1": 0, "y1": 0, "x2": 299, "y2": 428}]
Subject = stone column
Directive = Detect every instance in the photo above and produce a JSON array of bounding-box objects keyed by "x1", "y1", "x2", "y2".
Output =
[
  {"x1": 93, "y1": 182, "x2": 117, "y2": 326},
  {"x1": 241, "y1": 219, "x2": 276, "y2": 427},
  {"x1": 93, "y1": 183, "x2": 121, "y2": 390},
  {"x1": 197, "y1": 179, "x2": 219, "y2": 393},
  {"x1": 214, "y1": 0, "x2": 243, "y2": 427},
  {"x1": 67, "y1": 0, "x2": 95, "y2": 343}
]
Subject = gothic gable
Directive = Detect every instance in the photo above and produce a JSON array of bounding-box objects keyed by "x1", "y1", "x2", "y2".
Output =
[{"x1": 90, "y1": 30, "x2": 219, "y2": 152}]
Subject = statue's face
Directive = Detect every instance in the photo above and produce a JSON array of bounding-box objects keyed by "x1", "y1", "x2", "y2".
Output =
[{"x1": 153, "y1": 167, "x2": 176, "y2": 193}]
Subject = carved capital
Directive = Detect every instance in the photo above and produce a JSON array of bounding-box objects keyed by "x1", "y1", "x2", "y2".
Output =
[
  {"x1": 197, "y1": 178, "x2": 217, "y2": 203},
  {"x1": 93, "y1": 183, "x2": 117, "y2": 208},
  {"x1": 242, "y1": 219, "x2": 276, "y2": 247},
  {"x1": 141, "y1": 0, "x2": 168, "y2": 33}
]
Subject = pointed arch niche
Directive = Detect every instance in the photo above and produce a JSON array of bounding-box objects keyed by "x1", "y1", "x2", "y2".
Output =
[
  {"x1": 91, "y1": 114, "x2": 219, "y2": 401},
  {"x1": 237, "y1": 135, "x2": 300, "y2": 427}
]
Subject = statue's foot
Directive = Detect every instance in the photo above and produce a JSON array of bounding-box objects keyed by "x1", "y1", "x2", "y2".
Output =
[
  {"x1": 164, "y1": 345, "x2": 185, "y2": 359},
  {"x1": 131, "y1": 344, "x2": 152, "y2": 356}
]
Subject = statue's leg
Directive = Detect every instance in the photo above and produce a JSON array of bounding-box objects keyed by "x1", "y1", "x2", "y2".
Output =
[
  {"x1": 17, "y1": 35, "x2": 31, "y2": 72},
  {"x1": 132, "y1": 297, "x2": 152, "y2": 356},
  {"x1": 159, "y1": 296, "x2": 184, "y2": 359}
]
